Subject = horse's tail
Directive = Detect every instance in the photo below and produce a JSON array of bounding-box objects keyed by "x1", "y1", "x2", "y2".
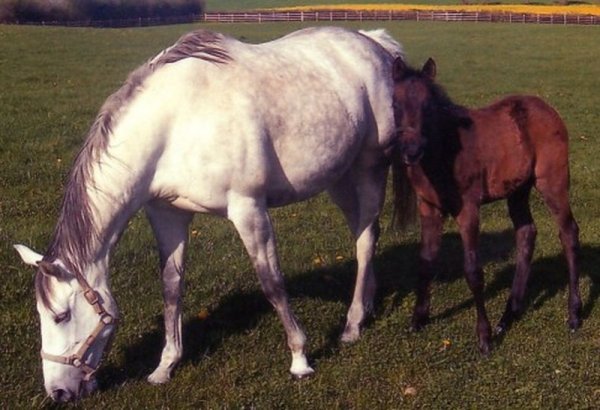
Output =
[
  {"x1": 359, "y1": 29, "x2": 405, "y2": 60},
  {"x1": 391, "y1": 152, "x2": 418, "y2": 230}
]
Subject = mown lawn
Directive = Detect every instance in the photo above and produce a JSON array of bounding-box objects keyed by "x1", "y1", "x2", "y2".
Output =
[{"x1": 1, "y1": 21, "x2": 599, "y2": 408}]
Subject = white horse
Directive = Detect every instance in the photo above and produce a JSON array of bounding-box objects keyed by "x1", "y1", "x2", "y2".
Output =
[{"x1": 14, "y1": 26, "x2": 410, "y2": 402}]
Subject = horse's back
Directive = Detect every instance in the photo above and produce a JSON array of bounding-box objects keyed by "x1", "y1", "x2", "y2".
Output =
[{"x1": 126, "y1": 27, "x2": 399, "y2": 211}]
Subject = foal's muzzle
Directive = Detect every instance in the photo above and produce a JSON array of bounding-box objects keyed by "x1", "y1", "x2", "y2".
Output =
[
  {"x1": 395, "y1": 126, "x2": 425, "y2": 165},
  {"x1": 400, "y1": 142, "x2": 424, "y2": 165}
]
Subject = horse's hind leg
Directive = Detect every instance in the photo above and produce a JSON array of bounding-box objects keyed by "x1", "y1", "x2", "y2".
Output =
[
  {"x1": 227, "y1": 194, "x2": 314, "y2": 378},
  {"x1": 536, "y1": 176, "x2": 582, "y2": 330},
  {"x1": 497, "y1": 186, "x2": 537, "y2": 334},
  {"x1": 328, "y1": 165, "x2": 387, "y2": 343},
  {"x1": 145, "y1": 203, "x2": 193, "y2": 384}
]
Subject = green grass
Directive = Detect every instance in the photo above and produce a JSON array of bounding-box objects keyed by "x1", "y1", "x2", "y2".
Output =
[{"x1": 1, "y1": 21, "x2": 600, "y2": 408}]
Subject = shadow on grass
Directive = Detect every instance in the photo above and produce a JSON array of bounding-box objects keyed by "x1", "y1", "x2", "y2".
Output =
[{"x1": 98, "y1": 229, "x2": 600, "y2": 390}]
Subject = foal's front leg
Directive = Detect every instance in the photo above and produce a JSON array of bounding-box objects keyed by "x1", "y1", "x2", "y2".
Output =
[
  {"x1": 145, "y1": 204, "x2": 193, "y2": 384},
  {"x1": 412, "y1": 202, "x2": 443, "y2": 331},
  {"x1": 456, "y1": 203, "x2": 492, "y2": 355}
]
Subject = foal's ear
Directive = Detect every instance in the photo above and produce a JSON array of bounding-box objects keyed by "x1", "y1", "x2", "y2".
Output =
[
  {"x1": 392, "y1": 57, "x2": 408, "y2": 82},
  {"x1": 422, "y1": 58, "x2": 437, "y2": 80},
  {"x1": 14, "y1": 244, "x2": 43, "y2": 266}
]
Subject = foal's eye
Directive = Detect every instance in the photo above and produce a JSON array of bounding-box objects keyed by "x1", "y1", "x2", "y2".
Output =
[{"x1": 54, "y1": 311, "x2": 71, "y2": 324}]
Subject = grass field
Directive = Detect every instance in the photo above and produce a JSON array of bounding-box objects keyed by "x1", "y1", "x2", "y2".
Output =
[{"x1": 1, "y1": 21, "x2": 600, "y2": 408}]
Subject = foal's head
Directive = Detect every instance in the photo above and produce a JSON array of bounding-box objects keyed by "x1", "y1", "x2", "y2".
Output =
[{"x1": 391, "y1": 57, "x2": 438, "y2": 165}]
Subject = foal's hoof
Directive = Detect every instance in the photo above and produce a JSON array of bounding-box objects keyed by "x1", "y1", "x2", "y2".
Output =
[
  {"x1": 478, "y1": 340, "x2": 492, "y2": 357},
  {"x1": 568, "y1": 317, "x2": 582, "y2": 332},
  {"x1": 494, "y1": 321, "x2": 509, "y2": 336},
  {"x1": 409, "y1": 317, "x2": 428, "y2": 333}
]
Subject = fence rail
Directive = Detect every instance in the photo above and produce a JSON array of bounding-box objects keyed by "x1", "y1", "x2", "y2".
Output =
[
  {"x1": 13, "y1": 10, "x2": 600, "y2": 27},
  {"x1": 202, "y1": 10, "x2": 600, "y2": 25}
]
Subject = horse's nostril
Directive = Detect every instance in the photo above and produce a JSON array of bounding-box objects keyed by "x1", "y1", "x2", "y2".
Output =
[{"x1": 51, "y1": 388, "x2": 73, "y2": 403}]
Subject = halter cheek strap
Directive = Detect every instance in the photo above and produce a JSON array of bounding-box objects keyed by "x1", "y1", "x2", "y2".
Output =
[{"x1": 40, "y1": 278, "x2": 118, "y2": 381}]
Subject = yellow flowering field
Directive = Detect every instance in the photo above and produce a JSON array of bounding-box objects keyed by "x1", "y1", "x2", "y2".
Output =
[{"x1": 273, "y1": 3, "x2": 600, "y2": 16}]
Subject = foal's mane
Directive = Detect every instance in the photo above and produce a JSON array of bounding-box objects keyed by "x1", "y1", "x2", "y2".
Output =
[{"x1": 38, "y1": 30, "x2": 232, "y2": 307}]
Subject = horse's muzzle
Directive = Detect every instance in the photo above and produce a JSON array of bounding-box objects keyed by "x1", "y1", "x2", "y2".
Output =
[{"x1": 50, "y1": 388, "x2": 75, "y2": 403}]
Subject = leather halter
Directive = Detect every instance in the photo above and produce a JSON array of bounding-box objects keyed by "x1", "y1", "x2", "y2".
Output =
[{"x1": 40, "y1": 272, "x2": 117, "y2": 382}]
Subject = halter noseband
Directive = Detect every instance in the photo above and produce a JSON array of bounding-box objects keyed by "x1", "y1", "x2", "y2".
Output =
[{"x1": 40, "y1": 273, "x2": 117, "y2": 382}]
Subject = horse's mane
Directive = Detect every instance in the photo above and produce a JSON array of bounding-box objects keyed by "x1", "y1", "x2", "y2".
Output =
[
  {"x1": 39, "y1": 30, "x2": 232, "y2": 306},
  {"x1": 359, "y1": 29, "x2": 405, "y2": 59}
]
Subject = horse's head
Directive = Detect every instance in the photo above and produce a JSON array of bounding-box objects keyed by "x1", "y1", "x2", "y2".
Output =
[
  {"x1": 391, "y1": 57, "x2": 437, "y2": 165},
  {"x1": 14, "y1": 244, "x2": 117, "y2": 402}
]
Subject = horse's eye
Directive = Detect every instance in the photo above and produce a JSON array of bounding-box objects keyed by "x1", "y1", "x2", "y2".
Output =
[{"x1": 54, "y1": 311, "x2": 71, "y2": 324}]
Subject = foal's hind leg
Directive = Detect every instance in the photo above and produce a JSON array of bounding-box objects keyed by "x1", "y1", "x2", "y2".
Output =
[
  {"x1": 456, "y1": 203, "x2": 492, "y2": 355},
  {"x1": 536, "y1": 177, "x2": 582, "y2": 330},
  {"x1": 328, "y1": 165, "x2": 388, "y2": 343},
  {"x1": 145, "y1": 203, "x2": 193, "y2": 384},
  {"x1": 497, "y1": 187, "x2": 537, "y2": 334},
  {"x1": 227, "y1": 194, "x2": 314, "y2": 378}
]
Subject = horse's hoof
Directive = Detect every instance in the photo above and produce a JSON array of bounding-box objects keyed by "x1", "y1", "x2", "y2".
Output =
[
  {"x1": 147, "y1": 369, "x2": 171, "y2": 385},
  {"x1": 291, "y1": 367, "x2": 315, "y2": 381},
  {"x1": 494, "y1": 323, "x2": 506, "y2": 336},
  {"x1": 340, "y1": 325, "x2": 360, "y2": 343}
]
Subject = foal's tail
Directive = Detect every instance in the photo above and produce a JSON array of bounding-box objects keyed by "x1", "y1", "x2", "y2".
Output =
[{"x1": 391, "y1": 153, "x2": 417, "y2": 230}]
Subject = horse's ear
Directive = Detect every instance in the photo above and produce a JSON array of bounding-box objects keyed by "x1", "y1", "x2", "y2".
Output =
[
  {"x1": 392, "y1": 57, "x2": 408, "y2": 82},
  {"x1": 37, "y1": 260, "x2": 66, "y2": 279},
  {"x1": 422, "y1": 58, "x2": 437, "y2": 80},
  {"x1": 13, "y1": 244, "x2": 43, "y2": 267},
  {"x1": 14, "y1": 244, "x2": 67, "y2": 279}
]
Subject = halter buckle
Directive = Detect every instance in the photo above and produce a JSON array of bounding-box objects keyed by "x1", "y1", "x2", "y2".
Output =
[
  {"x1": 83, "y1": 289, "x2": 99, "y2": 305},
  {"x1": 71, "y1": 357, "x2": 83, "y2": 368},
  {"x1": 101, "y1": 314, "x2": 114, "y2": 325}
]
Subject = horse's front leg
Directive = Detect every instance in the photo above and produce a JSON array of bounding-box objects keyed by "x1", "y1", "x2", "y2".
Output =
[
  {"x1": 228, "y1": 194, "x2": 314, "y2": 379},
  {"x1": 328, "y1": 164, "x2": 387, "y2": 343},
  {"x1": 411, "y1": 202, "x2": 443, "y2": 331},
  {"x1": 456, "y1": 203, "x2": 492, "y2": 355},
  {"x1": 145, "y1": 203, "x2": 193, "y2": 384}
]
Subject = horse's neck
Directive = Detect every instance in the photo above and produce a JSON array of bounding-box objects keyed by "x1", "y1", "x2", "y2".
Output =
[{"x1": 51, "y1": 150, "x2": 149, "y2": 289}]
